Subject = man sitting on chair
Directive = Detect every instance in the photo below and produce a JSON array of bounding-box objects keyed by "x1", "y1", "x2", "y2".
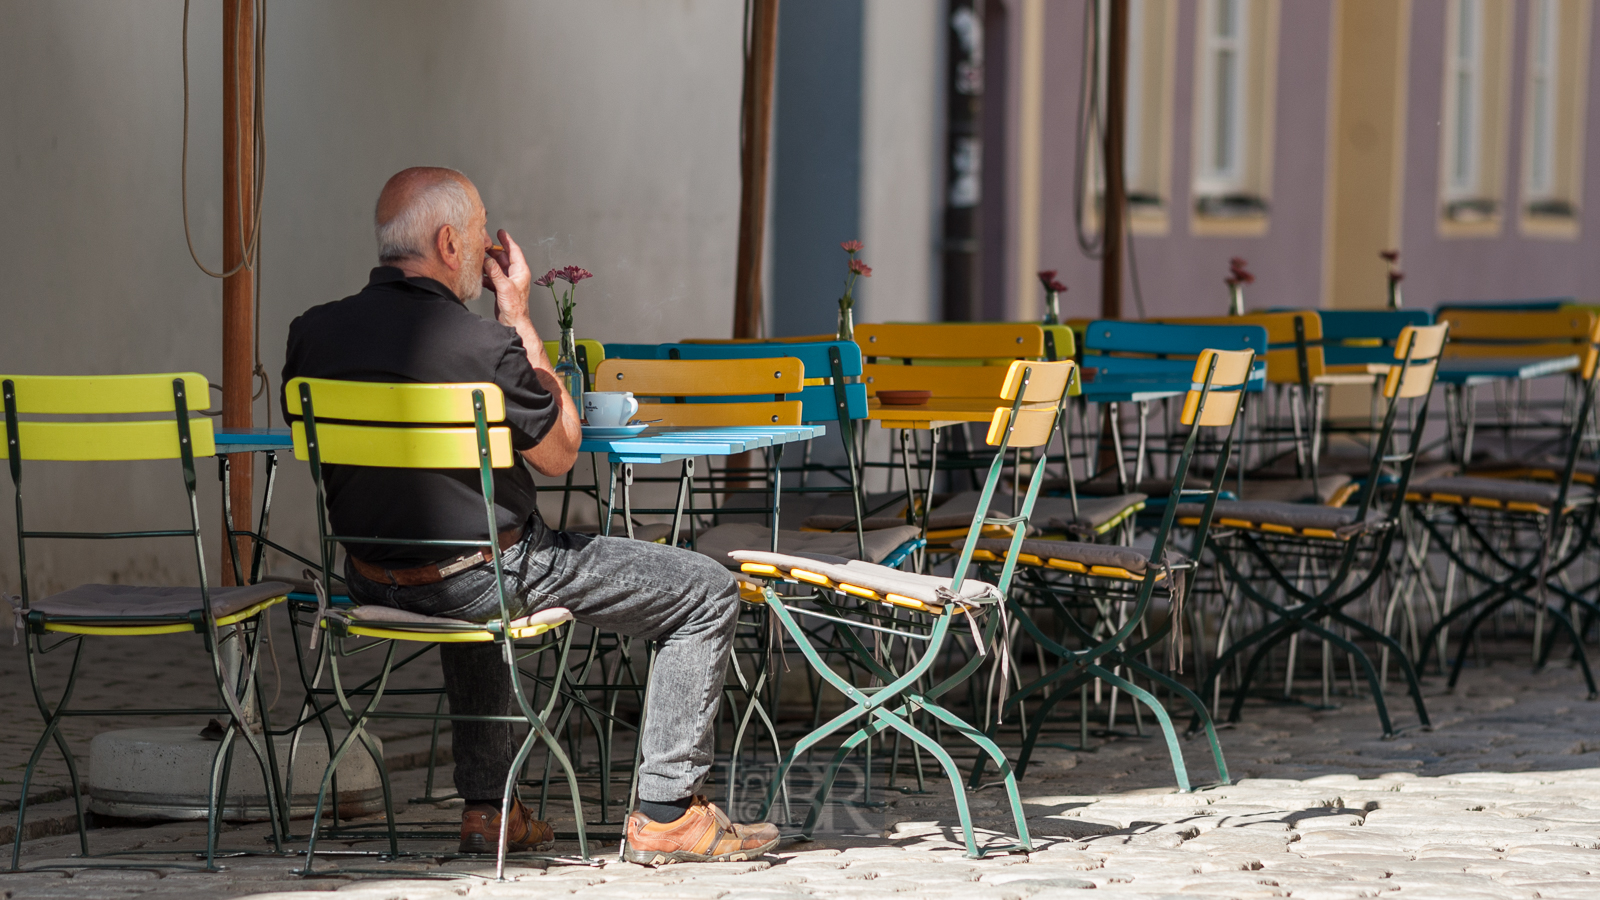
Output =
[{"x1": 281, "y1": 167, "x2": 779, "y2": 864}]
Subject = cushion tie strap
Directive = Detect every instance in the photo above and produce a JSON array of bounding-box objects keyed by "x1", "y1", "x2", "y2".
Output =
[
  {"x1": 2, "y1": 591, "x2": 21, "y2": 647},
  {"x1": 303, "y1": 569, "x2": 348, "y2": 651}
]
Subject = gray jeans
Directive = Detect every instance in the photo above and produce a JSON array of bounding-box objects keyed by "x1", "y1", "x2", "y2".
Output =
[{"x1": 344, "y1": 512, "x2": 739, "y2": 803}]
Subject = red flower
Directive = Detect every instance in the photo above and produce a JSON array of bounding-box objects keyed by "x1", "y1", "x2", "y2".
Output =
[
  {"x1": 848, "y1": 259, "x2": 872, "y2": 277},
  {"x1": 1380, "y1": 249, "x2": 1400, "y2": 264},
  {"x1": 1037, "y1": 270, "x2": 1068, "y2": 292},
  {"x1": 841, "y1": 239, "x2": 864, "y2": 253},
  {"x1": 1391, "y1": 271, "x2": 1405, "y2": 283},
  {"x1": 1226, "y1": 257, "x2": 1254, "y2": 285},
  {"x1": 556, "y1": 266, "x2": 593, "y2": 284},
  {"x1": 534, "y1": 269, "x2": 558, "y2": 288}
]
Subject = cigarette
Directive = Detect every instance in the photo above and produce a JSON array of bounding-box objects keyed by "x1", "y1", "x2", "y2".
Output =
[{"x1": 490, "y1": 244, "x2": 505, "y2": 252}]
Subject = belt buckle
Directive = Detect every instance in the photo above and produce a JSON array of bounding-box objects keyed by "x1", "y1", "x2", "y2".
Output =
[{"x1": 436, "y1": 551, "x2": 487, "y2": 580}]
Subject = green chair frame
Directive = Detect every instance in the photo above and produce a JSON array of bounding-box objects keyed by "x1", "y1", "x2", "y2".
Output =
[
  {"x1": 290, "y1": 377, "x2": 588, "y2": 879},
  {"x1": 3, "y1": 373, "x2": 287, "y2": 872}
]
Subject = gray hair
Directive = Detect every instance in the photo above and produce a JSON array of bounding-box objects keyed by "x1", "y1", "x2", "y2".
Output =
[{"x1": 375, "y1": 172, "x2": 476, "y2": 264}]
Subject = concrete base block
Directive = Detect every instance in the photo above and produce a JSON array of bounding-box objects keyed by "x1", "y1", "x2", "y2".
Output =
[{"x1": 88, "y1": 726, "x2": 388, "y2": 821}]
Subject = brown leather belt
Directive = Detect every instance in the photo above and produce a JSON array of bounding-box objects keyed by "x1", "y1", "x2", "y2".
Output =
[{"x1": 350, "y1": 526, "x2": 524, "y2": 587}]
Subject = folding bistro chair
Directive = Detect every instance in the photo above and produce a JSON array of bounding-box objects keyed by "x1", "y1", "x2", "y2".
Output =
[
  {"x1": 1406, "y1": 325, "x2": 1600, "y2": 697},
  {"x1": 1158, "y1": 311, "x2": 1363, "y2": 503},
  {"x1": 1190, "y1": 324, "x2": 1450, "y2": 737},
  {"x1": 1434, "y1": 307, "x2": 1596, "y2": 463},
  {"x1": 962, "y1": 349, "x2": 1254, "y2": 793},
  {"x1": 2, "y1": 373, "x2": 289, "y2": 871},
  {"x1": 287, "y1": 377, "x2": 585, "y2": 879},
  {"x1": 734, "y1": 358, "x2": 1075, "y2": 859}
]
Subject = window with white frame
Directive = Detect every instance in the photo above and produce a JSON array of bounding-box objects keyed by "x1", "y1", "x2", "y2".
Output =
[
  {"x1": 1439, "y1": 0, "x2": 1512, "y2": 225},
  {"x1": 1191, "y1": 0, "x2": 1276, "y2": 219},
  {"x1": 1083, "y1": 0, "x2": 1175, "y2": 229},
  {"x1": 1526, "y1": 0, "x2": 1558, "y2": 200},
  {"x1": 1521, "y1": 0, "x2": 1589, "y2": 223}
]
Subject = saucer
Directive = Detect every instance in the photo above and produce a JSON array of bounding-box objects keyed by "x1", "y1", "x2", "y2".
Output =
[{"x1": 582, "y1": 424, "x2": 650, "y2": 439}]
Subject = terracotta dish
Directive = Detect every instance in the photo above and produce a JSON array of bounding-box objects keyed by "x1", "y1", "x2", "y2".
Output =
[{"x1": 878, "y1": 390, "x2": 932, "y2": 406}]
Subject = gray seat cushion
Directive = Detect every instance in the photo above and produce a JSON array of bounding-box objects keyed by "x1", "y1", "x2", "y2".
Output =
[
  {"x1": 696, "y1": 523, "x2": 922, "y2": 567},
  {"x1": 347, "y1": 604, "x2": 572, "y2": 631},
  {"x1": 728, "y1": 550, "x2": 1000, "y2": 609},
  {"x1": 31, "y1": 582, "x2": 290, "y2": 621},
  {"x1": 1030, "y1": 494, "x2": 1146, "y2": 535},
  {"x1": 1408, "y1": 476, "x2": 1593, "y2": 512},
  {"x1": 800, "y1": 491, "x2": 926, "y2": 531},
  {"x1": 1175, "y1": 500, "x2": 1386, "y2": 539},
  {"x1": 1236, "y1": 474, "x2": 1354, "y2": 504}
]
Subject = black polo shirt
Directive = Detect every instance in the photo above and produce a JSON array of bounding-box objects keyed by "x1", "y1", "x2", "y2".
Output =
[{"x1": 281, "y1": 267, "x2": 558, "y2": 567}]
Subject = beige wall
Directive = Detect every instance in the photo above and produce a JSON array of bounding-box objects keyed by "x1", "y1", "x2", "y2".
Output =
[{"x1": 0, "y1": 0, "x2": 749, "y2": 592}]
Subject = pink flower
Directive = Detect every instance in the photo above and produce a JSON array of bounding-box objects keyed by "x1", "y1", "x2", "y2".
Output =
[
  {"x1": 841, "y1": 239, "x2": 864, "y2": 254},
  {"x1": 1038, "y1": 270, "x2": 1068, "y2": 293},
  {"x1": 1391, "y1": 271, "x2": 1405, "y2": 283},
  {"x1": 556, "y1": 266, "x2": 593, "y2": 284},
  {"x1": 534, "y1": 269, "x2": 558, "y2": 288},
  {"x1": 1380, "y1": 249, "x2": 1400, "y2": 264},
  {"x1": 848, "y1": 259, "x2": 872, "y2": 277},
  {"x1": 1226, "y1": 257, "x2": 1254, "y2": 286}
]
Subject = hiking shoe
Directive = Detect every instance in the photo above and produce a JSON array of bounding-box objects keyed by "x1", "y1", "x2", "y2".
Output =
[
  {"x1": 622, "y1": 795, "x2": 780, "y2": 865},
  {"x1": 460, "y1": 797, "x2": 556, "y2": 854}
]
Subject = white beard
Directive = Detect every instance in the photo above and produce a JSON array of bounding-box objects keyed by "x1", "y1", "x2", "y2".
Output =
[{"x1": 454, "y1": 248, "x2": 484, "y2": 302}]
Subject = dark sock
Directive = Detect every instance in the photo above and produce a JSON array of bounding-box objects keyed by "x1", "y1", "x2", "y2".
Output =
[
  {"x1": 637, "y1": 796, "x2": 693, "y2": 824},
  {"x1": 463, "y1": 797, "x2": 502, "y2": 811}
]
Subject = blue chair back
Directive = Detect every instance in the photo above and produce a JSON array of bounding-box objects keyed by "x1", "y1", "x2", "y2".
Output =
[
  {"x1": 1318, "y1": 309, "x2": 1433, "y2": 368},
  {"x1": 1436, "y1": 298, "x2": 1573, "y2": 313},
  {"x1": 656, "y1": 340, "x2": 868, "y2": 424},
  {"x1": 603, "y1": 343, "x2": 663, "y2": 360},
  {"x1": 1083, "y1": 321, "x2": 1269, "y2": 387}
]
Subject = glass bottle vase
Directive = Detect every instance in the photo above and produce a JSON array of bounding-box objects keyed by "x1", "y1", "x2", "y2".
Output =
[
  {"x1": 837, "y1": 304, "x2": 855, "y2": 342},
  {"x1": 1043, "y1": 291, "x2": 1061, "y2": 325},
  {"x1": 554, "y1": 327, "x2": 585, "y2": 414}
]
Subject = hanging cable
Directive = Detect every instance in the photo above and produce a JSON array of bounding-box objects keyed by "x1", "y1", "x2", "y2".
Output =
[
  {"x1": 1073, "y1": 0, "x2": 1104, "y2": 259},
  {"x1": 1124, "y1": 199, "x2": 1148, "y2": 319},
  {"x1": 180, "y1": 0, "x2": 266, "y2": 279}
]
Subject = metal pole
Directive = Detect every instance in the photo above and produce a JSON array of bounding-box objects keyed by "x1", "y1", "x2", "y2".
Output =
[
  {"x1": 941, "y1": 0, "x2": 983, "y2": 321},
  {"x1": 734, "y1": 0, "x2": 779, "y2": 339},
  {"x1": 1100, "y1": 0, "x2": 1128, "y2": 320},
  {"x1": 222, "y1": 0, "x2": 255, "y2": 585}
]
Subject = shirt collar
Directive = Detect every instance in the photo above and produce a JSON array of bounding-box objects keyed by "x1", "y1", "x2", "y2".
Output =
[{"x1": 367, "y1": 266, "x2": 463, "y2": 304}]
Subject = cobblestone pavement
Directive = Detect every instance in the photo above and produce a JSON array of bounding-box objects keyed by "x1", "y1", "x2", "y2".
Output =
[{"x1": 7, "y1": 626, "x2": 1600, "y2": 898}]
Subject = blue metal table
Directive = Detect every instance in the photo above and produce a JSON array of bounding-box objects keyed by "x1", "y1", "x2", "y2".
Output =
[
  {"x1": 578, "y1": 424, "x2": 826, "y2": 540},
  {"x1": 1435, "y1": 355, "x2": 1581, "y2": 461}
]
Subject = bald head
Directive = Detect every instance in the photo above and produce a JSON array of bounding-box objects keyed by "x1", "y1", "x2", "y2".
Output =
[{"x1": 374, "y1": 166, "x2": 488, "y2": 301}]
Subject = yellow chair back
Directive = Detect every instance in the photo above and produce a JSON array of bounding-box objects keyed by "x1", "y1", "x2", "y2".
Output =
[
  {"x1": 1438, "y1": 308, "x2": 1598, "y2": 373},
  {"x1": 593, "y1": 357, "x2": 806, "y2": 427},
  {"x1": 1385, "y1": 324, "x2": 1451, "y2": 399},
  {"x1": 984, "y1": 359, "x2": 1076, "y2": 448},
  {"x1": 1, "y1": 373, "x2": 214, "y2": 461},
  {"x1": 857, "y1": 322, "x2": 1053, "y2": 400},
  {"x1": 1180, "y1": 350, "x2": 1256, "y2": 427},
  {"x1": 284, "y1": 378, "x2": 514, "y2": 469}
]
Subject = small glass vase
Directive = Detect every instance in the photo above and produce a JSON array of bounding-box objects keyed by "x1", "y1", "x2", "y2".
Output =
[
  {"x1": 1227, "y1": 283, "x2": 1245, "y2": 316},
  {"x1": 554, "y1": 327, "x2": 585, "y2": 413},
  {"x1": 1043, "y1": 291, "x2": 1061, "y2": 325},
  {"x1": 837, "y1": 304, "x2": 855, "y2": 342}
]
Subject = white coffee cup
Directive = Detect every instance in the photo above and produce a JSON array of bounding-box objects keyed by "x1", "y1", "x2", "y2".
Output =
[{"x1": 584, "y1": 391, "x2": 639, "y2": 427}]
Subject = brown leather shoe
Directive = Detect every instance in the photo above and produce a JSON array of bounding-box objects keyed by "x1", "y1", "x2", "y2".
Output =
[
  {"x1": 622, "y1": 795, "x2": 781, "y2": 866},
  {"x1": 459, "y1": 797, "x2": 556, "y2": 854}
]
